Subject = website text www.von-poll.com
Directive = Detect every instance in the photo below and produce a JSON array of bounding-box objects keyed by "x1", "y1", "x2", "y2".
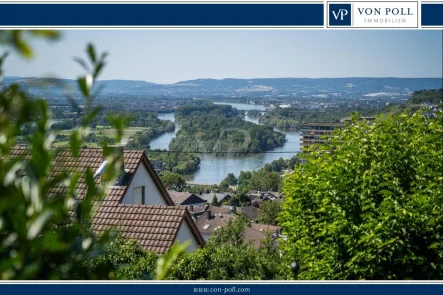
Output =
[{"x1": 193, "y1": 287, "x2": 251, "y2": 293}]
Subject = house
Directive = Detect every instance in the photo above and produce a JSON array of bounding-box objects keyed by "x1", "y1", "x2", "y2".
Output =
[
  {"x1": 195, "y1": 209, "x2": 238, "y2": 241},
  {"x1": 187, "y1": 205, "x2": 233, "y2": 221},
  {"x1": 249, "y1": 191, "x2": 281, "y2": 201},
  {"x1": 247, "y1": 190, "x2": 262, "y2": 201},
  {"x1": 194, "y1": 208, "x2": 281, "y2": 249},
  {"x1": 187, "y1": 205, "x2": 208, "y2": 220},
  {"x1": 221, "y1": 205, "x2": 242, "y2": 214},
  {"x1": 244, "y1": 223, "x2": 282, "y2": 249},
  {"x1": 9, "y1": 146, "x2": 205, "y2": 254},
  {"x1": 210, "y1": 205, "x2": 235, "y2": 216},
  {"x1": 241, "y1": 206, "x2": 259, "y2": 220},
  {"x1": 150, "y1": 160, "x2": 163, "y2": 171},
  {"x1": 250, "y1": 223, "x2": 281, "y2": 236},
  {"x1": 243, "y1": 227, "x2": 276, "y2": 249},
  {"x1": 265, "y1": 191, "x2": 281, "y2": 200},
  {"x1": 200, "y1": 192, "x2": 232, "y2": 206},
  {"x1": 167, "y1": 191, "x2": 206, "y2": 207}
]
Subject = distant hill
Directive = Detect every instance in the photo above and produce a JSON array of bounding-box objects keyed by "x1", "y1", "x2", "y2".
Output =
[
  {"x1": 375, "y1": 88, "x2": 442, "y2": 116},
  {"x1": 407, "y1": 88, "x2": 442, "y2": 105},
  {"x1": 2, "y1": 76, "x2": 442, "y2": 98}
]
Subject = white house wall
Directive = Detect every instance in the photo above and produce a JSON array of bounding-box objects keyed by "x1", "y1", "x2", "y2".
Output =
[
  {"x1": 175, "y1": 221, "x2": 199, "y2": 252},
  {"x1": 121, "y1": 163, "x2": 167, "y2": 205}
]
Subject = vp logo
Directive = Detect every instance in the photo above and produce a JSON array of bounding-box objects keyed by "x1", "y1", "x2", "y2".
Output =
[
  {"x1": 332, "y1": 9, "x2": 348, "y2": 21},
  {"x1": 329, "y1": 3, "x2": 352, "y2": 26}
]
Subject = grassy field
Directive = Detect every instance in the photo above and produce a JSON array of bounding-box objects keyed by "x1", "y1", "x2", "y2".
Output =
[
  {"x1": 55, "y1": 127, "x2": 149, "y2": 138},
  {"x1": 54, "y1": 127, "x2": 149, "y2": 147},
  {"x1": 52, "y1": 141, "x2": 101, "y2": 148}
]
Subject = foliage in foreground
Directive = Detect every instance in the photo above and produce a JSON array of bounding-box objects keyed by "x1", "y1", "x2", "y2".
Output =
[
  {"x1": 258, "y1": 200, "x2": 282, "y2": 226},
  {"x1": 0, "y1": 33, "x2": 185, "y2": 280},
  {"x1": 279, "y1": 112, "x2": 443, "y2": 279},
  {"x1": 0, "y1": 39, "x2": 126, "y2": 279},
  {"x1": 86, "y1": 239, "x2": 158, "y2": 280},
  {"x1": 87, "y1": 218, "x2": 283, "y2": 280},
  {"x1": 167, "y1": 218, "x2": 283, "y2": 280}
]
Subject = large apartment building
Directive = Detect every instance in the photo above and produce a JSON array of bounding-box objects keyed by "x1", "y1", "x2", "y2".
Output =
[
  {"x1": 299, "y1": 122, "x2": 344, "y2": 151},
  {"x1": 300, "y1": 117, "x2": 375, "y2": 151}
]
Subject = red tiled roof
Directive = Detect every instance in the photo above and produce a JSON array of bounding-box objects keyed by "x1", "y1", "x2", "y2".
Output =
[
  {"x1": 250, "y1": 223, "x2": 281, "y2": 234},
  {"x1": 92, "y1": 203, "x2": 186, "y2": 253},
  {"x1": 243, "y1": 228, "x2": 268, "y2": 249},
  {"x1": 9, "y1": 146, "x2": 204, "y2": 253},
  {"x1": 195, "y1": 211, "x2": 238, "y2": 235}
]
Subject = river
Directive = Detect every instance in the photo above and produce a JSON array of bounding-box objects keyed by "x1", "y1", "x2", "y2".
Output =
[
  {"x1": 150, "y1": 103, "x2": 300, "y2": 184},
  {"x1": 149, "y1": 113, "x2": 180, "y2": 150}
]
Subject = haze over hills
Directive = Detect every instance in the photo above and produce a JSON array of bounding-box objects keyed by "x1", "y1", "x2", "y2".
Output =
[{"x1": 3, "y1": 76, "x2": 442, "y2": 98}]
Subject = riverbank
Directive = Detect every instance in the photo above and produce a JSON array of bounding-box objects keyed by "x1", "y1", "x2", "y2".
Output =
[{"x1": 149, "y1": 103, "x2": 300, "y2": 184}]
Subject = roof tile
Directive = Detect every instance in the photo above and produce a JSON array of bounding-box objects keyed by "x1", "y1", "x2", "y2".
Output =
[{"x1": 9, "y1": 146, "x2": 190, "y2": 254}]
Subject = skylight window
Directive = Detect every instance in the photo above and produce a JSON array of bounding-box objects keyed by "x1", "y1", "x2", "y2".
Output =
[{"x1": 203, "y1": 224, "x2": 210, "y2": 230}]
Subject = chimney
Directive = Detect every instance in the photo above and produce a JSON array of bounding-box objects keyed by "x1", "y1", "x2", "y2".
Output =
[
  {"x1": 110, "y1": 146, "x2": 125, "y2": 173},
  {"x1": 206, "y1": 210, "x2": 212, "y2": 220},
  {"x1": 119, "y1": 146, "x2": 125, "y2": 172},
  {"x1": 189, "y1": 205, "x2": 193, "y2": 212}
]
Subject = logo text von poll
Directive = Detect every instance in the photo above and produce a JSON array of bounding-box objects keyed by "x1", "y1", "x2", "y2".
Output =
[{"x1": 357, "y1": 7, "x2": 414, "y2": 16}]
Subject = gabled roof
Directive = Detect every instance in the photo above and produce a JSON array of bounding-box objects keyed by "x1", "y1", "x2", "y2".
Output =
[
  {"x1": 195, "y1": 210, "x2": 237, "y2": 236},
  {"x1": 10, "y1": 146, "x2": 147, "y2": 202},
  {"x1": 266, "y1": 191, "x2": 281, "y2": 198},
  {"x1": 9, "y1": 146, "x2": 205, "y2": 253},
  {"x1": 241, "y1": 206, "x2": 259, "y2": 220},
  {"x1": 168, "y1": 191, "x2": 205, "y2": 206},
  {"x1": 243, "y1": 228, "x2": 269, "y2": 249},
  {"x1": 250, "y1": 223, "x2": 281, "y2": 234},
  {"x1": 209, "y1": 205, "x2": 233, "y2": 215},
  {"x1": 92, "y1": 203, "x2": 187, "y2": 253},
  {"x1": 200, "y1": 192, "x2": 231, "y2": 203},
  {"x1": 243, "y1": 224, "x2": 281, "y2": 249}
]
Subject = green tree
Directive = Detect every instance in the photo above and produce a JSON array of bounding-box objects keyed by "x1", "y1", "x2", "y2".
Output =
[
  {"x1": 218, "y1": 180, "x2": 230, "y2": 192},
  {"x1": 86, "y1": 238, "x2": 158, "y2": 280},
  {"x1": 279, "y1": 112, "x2": 443, "y2": 280},
  {"x1": 160, "y1": 171, "x2": 187, "y2": 191},
  {"x1": 258, "y1": 201, "x2": 281, "y2": 225},
  {"x1": 167, "y1": 217, "x2": 283, "y2": 280},
  {"x1": 223, "y1": 173, "x2": 238, "y2": 185},
  {"x1": 0, "y1": 31, "x2": 187, "y2": 281},
  {"x1": 249, "y1": 171, "x2": 281, "y2": 192},
  {"x1": 238, "y1": 171, "x2": 252, "y2": 188},
  {"x1": 0, "y1": 37, "x2": 126, "y2": 279},
  {"x1": 211, "y1": 194, "x2": 219, "y2": 206},
  {"x1": 229, "y1": 192, "x2": 251, "y2": 207}
]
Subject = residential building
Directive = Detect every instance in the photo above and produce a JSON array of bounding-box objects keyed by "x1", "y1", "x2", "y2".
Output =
[
  {"x1": 250, "y1": 223, "x2": 281, "y2": 236},
  {"x1": 194, "y1": 207, "x2": 282, "y2": 249},
  {"x1": 247, "y1": 191, "x2": 282, "y2": 203},
  {"x1": 243, "y1": 227, "x2": 278, "y2": 249},
  {"x1": 340, "y1": 116, "x2": 375, "y2": 124},
  {"x1": 195, "y1": 210, "x2": 238, "y2": 241},
  {"x1": 9, "y1": 146, "x2": 205, "y2": 254},
  {"x1": 150, "y1": 160, "x2": 163, "y2": 171},
  {"x1": 240, "y1": 206, "x2": 259, "y2": 220},
  {"x1": 299, "y1": 122, "x2": 344, "y2": 151},
  {"x1": 168, "y1": 191, "x2": 206, "y2": 207},
  {"x1": 200, "y1": 192, "x2": 232, "y2": 205}
]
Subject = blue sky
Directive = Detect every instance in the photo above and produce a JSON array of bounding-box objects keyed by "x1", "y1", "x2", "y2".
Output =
[{"x1": 4, "y1": 30, "x2": 442, "y2": 84}]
